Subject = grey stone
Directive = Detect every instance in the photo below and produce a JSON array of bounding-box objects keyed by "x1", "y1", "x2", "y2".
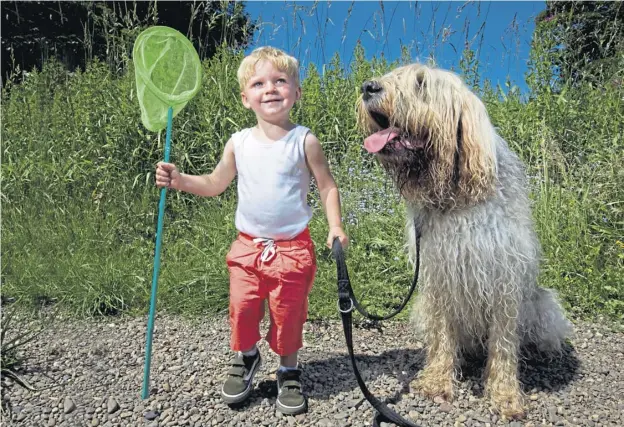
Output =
[
  {"x1": 63, "y1": 397, "x2": 76, "y2": 414},
  {"x1": 106, "y1": 397, "x2": 119, "y2": 414}
]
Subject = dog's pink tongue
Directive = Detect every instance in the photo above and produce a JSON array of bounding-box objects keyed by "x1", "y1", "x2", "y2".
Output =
[{"x1": 364, "y1": 129, "x2": 398, "y2": 153}]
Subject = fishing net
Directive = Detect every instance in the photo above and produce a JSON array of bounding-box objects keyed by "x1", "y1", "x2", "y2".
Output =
[{"x1": 133, "y1": 26, "x2": 202, "y2": 132}]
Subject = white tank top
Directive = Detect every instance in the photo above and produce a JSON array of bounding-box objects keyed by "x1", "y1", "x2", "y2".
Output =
[{"x1": 232, "y1": 125, "x2": 313, "y2": 240}]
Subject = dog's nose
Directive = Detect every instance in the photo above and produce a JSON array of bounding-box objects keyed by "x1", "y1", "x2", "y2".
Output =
[{"x1": 362, "y1": 80, "x2": 382, "y2": 100}]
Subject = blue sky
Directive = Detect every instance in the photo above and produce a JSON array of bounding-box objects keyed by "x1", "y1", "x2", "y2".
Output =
[{"x1": 244, "y1": 1, "x2": 546, "y2": 93}]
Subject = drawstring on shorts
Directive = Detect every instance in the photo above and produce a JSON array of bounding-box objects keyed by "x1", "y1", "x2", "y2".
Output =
[{"x1": 253, "y1": 238, "x2": 277, "y2": 262}]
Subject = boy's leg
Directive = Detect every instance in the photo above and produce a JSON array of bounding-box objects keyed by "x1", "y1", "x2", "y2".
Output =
[
  {"x1": 280, "y1": 352, "x2": 298, "y2": 368},
  {"x1": 265, "y1": 239, "x2": 316, "y2": 356},
  {"x1": 221, "y1": 239, "x2": 265, "y2": 404},
  {"x1": 266, "y1": 238, "x2": 316, "y2": 415}
]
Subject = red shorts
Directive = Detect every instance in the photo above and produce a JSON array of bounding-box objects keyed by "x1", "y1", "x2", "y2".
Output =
[{"x1": 226, "y1": 228, "x2": 316, "y2": 356}]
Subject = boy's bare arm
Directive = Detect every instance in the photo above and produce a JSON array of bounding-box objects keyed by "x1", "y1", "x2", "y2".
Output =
[
  {"x1": 177, "y1": 138, "x2": 237, "y2": 197},
  {"x1": 304, "y1": 133, "x2": 349, "y2": 247}
]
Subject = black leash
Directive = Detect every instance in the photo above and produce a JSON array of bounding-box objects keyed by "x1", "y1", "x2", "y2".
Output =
[
  {"x1": 344, "y1": 225, "x2": 421, "y2": 321},
  {"x1": 331, "y1": 223, "x2": 422, "y2": 427}
]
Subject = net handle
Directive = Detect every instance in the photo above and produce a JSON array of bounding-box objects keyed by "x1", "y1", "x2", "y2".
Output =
[{"x1": 142, "y1": 106, "x2": 174, "y2": 399}]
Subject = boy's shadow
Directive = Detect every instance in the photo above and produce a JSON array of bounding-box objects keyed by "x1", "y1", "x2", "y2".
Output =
[{"x1": 227, "y1": 347, "x2": 425, "y2": 413}]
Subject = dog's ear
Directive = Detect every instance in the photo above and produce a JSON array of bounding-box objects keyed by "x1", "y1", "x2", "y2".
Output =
[{"x1": 455, "y1": 91, "x2": 497, "y2": 202}]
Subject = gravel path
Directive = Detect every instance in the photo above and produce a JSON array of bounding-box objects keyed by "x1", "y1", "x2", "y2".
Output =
[{"x1": 1, "y1": 314, "x2": 623, "y2": 427}]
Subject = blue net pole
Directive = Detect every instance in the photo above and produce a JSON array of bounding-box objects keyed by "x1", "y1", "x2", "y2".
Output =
[{"x1": 142, "y1": 106, "x2": 173, "y2": 400}]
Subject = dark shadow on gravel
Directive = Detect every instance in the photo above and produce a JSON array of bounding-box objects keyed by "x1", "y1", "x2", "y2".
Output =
[
  {"x1": 460, "y1": 342, "x2": 581, "y2": 396},
  {"x1": 225, "y1": 347, "x2": 426, "y2": 410},
  {"x1": 227, "y1": 323, "x2": 580, "y2": 411},
  {"x1": 298, "y1": 341, "x2": 580, "y2": 402},
  {"x1": 225, "y1": 381, "x2": 280, "y2": 412},
  {"x1": 519, "y1": 342, "x2": 581, "y2": 393},
  {"x1": 225, "y1": 348, "x2": 425, "y2": 411},
  {"x1": 301, "y1": 348, "x2": 426, "y2": 401}
]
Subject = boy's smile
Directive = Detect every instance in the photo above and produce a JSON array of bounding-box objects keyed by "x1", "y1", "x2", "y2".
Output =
[{"x1": 241, "y1": 60, "x2": 300, "y2": 122}]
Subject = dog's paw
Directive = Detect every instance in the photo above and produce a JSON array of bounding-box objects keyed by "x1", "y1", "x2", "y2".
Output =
[
  {"x1": 411, "y1": 370, "x2": 454, "y2": 401},
  {"x1": 489, "y1": 389, "x2": 526, "y2": 420}
]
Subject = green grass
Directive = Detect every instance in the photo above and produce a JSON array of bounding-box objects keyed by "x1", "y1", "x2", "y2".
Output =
[{"x1": 2, "y1": 44, "x2": 622, "y2": 322}]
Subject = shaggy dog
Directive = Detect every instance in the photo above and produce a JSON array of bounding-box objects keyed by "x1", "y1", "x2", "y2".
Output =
[{"x1": 357, "y1": 64, "x2": 573, "y2": 418}]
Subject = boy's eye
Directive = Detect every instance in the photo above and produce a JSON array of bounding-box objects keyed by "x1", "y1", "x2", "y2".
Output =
[
  {"x1": 253, "y1": 81, "x2": 263, "y2": 88},
  {"x1": 277, "y1": 78, "x2": 287, "y2": 84}
]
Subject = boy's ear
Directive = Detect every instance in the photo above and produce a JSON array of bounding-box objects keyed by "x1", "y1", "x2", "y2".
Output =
[
  {"x1": 241, "y1": 92, "x2": 251, "y2": 109},
  {"x1": 295, "y1": 86, "x2": 301, "y2": 101}
]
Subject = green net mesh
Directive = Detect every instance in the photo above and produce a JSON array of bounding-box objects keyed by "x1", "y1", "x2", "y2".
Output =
[{"x1": 133, "y1": 26, "x2": 202, "y2": 132}]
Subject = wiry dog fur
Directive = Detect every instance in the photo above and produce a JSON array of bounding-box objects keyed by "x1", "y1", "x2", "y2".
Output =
[{"x1": 357, "y1": 64, "x2": 573, "y2": 418}]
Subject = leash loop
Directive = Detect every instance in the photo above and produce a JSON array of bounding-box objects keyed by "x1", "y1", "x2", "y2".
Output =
[{"x1": 338, "y1": 298, "x2": 354, "y2": 314}]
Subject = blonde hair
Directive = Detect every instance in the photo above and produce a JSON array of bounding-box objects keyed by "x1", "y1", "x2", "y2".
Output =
[{"x1": 237, "y1": 46, "x2": 300, "y2": 91}]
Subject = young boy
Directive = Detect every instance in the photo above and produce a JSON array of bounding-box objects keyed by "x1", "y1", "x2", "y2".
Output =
[{"x1": 155, "y1": 46, "x2": 349, "y2": 415}]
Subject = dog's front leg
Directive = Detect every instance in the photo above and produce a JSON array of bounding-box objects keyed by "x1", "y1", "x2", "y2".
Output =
[
  {"x1": 484, "y1": 304, "x2": 525, "y2": 419},
  {"x1": 411, "y1": 304, "x2": 457, "y2": 401}
]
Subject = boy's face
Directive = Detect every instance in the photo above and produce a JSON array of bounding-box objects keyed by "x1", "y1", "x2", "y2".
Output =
[{"x1": 241, "y1": 60, "x2": 300, "y2": 122}]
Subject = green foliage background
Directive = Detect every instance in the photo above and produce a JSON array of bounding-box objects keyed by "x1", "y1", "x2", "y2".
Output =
[{"x1": 2, "y1": 32, "x2": 623, "y2": 321}]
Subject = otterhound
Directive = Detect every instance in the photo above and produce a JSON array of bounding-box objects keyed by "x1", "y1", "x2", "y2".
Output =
[{"x1": 357, "y1": 64, "x2": 573, "y2": 418}]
